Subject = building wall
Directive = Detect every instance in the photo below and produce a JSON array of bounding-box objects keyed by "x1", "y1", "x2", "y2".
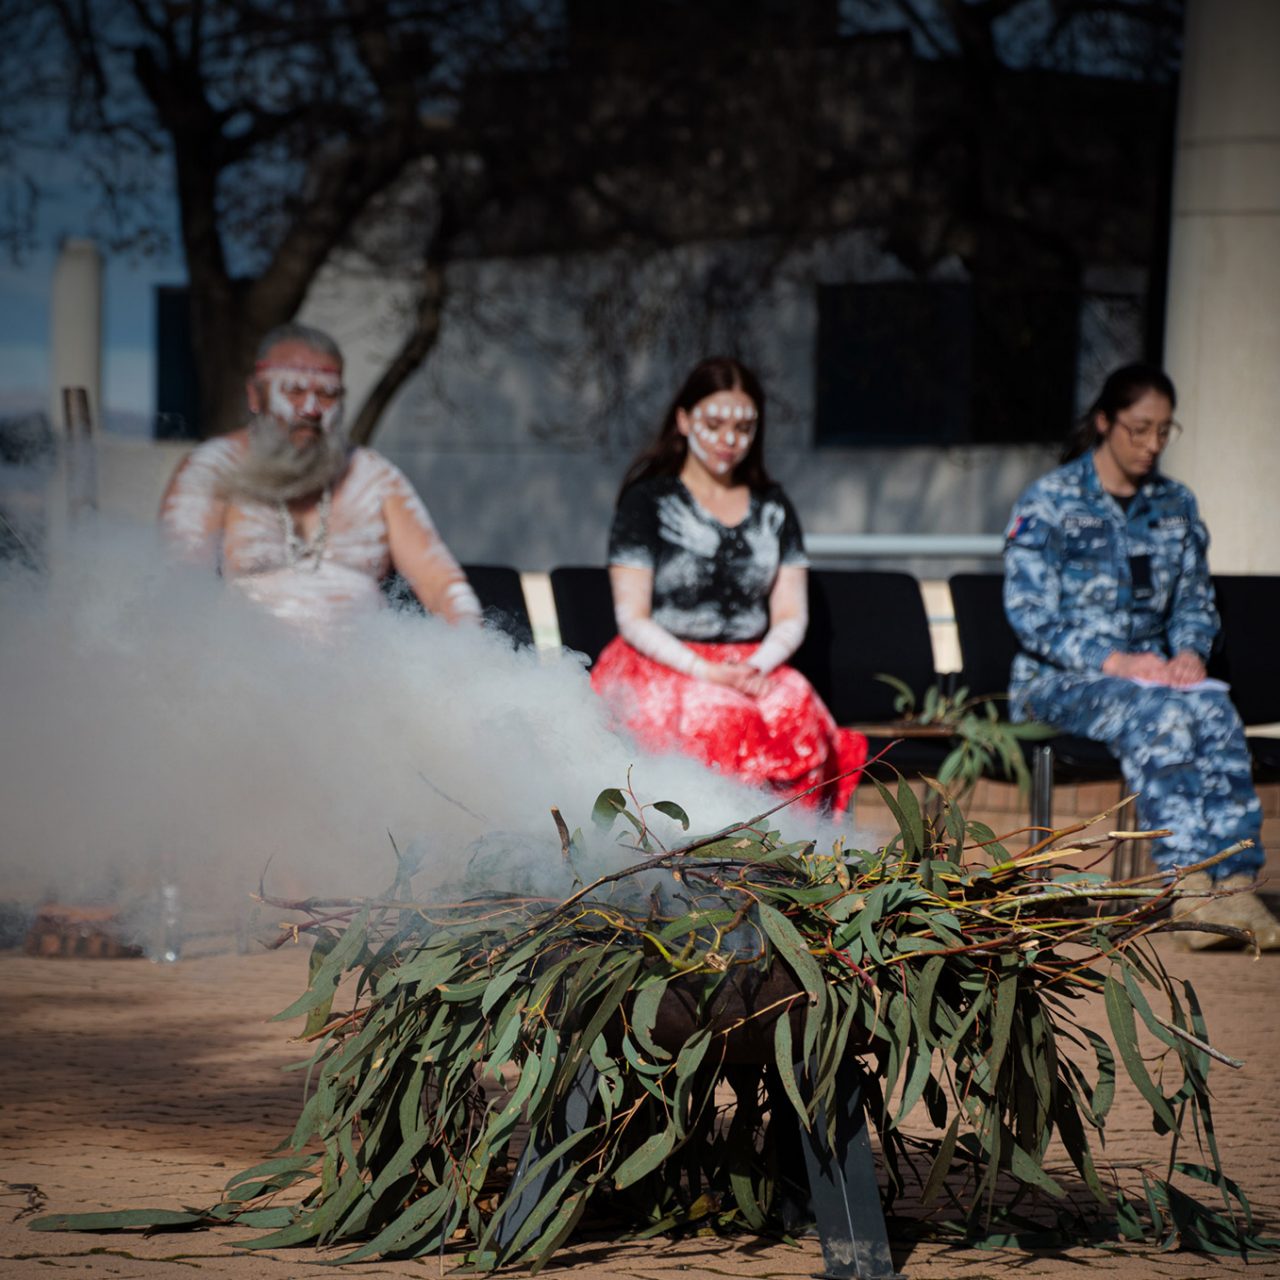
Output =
[
  {"x1": 1162, "y1": 0, "x2": 1280, "y2": 574},
  {"x1": 298, "y1": 232, "x2": 1114, "y2": 570}
]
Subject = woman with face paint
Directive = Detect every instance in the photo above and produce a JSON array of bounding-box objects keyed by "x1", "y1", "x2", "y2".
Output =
[{"x1": 590, "y1": 357, "x2": 867, "y2": 811}]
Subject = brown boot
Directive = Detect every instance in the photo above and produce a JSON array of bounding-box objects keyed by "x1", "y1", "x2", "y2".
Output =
[{"x1": 1174, "y1": 871, "x2": 1280, "y2": 951}]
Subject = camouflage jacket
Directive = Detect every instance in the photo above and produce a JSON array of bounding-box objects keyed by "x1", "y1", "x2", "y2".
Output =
[{"x1": 1003, "y1": 452, "x2": 1218, "y2": 693}]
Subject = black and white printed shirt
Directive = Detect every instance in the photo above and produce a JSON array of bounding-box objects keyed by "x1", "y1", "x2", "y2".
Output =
[{"x1": 607, "y1": 478, "x2": 809, "y2": 642}]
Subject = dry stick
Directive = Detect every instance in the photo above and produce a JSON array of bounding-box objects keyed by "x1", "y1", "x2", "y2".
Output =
[
  {"x1": 418, "y1": 770, "x2": 488, "y2": 823},
  {"x1": 256, "y1": 894, "x2": 557, "y2": 950},
  {"x1": 259, "y1": 906, "x2": 364, "y2": 950},
  {"x1": 1039, "y1": 836, "x2": 1256, "y2": 945},
  {"x1": 667, "y1": 751, "x2": 885, "y2": 854},
  {"x1": 255, "y1": 891, "x2": 558, "y2": 913},
  {"x1": 501, "y1": 759, "x2": 876, "y2": 943},
  {"x1": 1118, "y1": 839, "x2": 1255, "y2": 887},
  {"x1": 1007, "y1": 793, "x2": 1144, "y2": 859},
  {"x1": 255, "y1": 891, "x2": 369, "y2": 911},
  {"x1": 1157, "y1": 919, "x2": 1257, "y2": 948},
  {"x1": 1061, "y1": 828, "x2": 1172, "y2": 850},
  {"x1": 550, "y1": 807, "x2": 573, "y2": 862},
  {"x1": 0, "y1": 507, "x2": 44, "y2": 571},
  {"x1": 624, "y1": 765, "x2": 666, "y2": 853},
  {"x1": 711, "y1": 990, "x2": 806, "y2": 1042},
  {"x1": 1016, "y1": 829, "x2": 1175, "y2": 877},
  {"x1": 1151, "y1": 1013, "x2": 1245, "y2": 1069},
  {"x1": 273, "y1": 753, "x2": 884, "y2": 953},
  {"x1": 302, "y1": 1005, "x2": 370, "y2": 1041},
  {"x1": 1051, "y1": 845, "x2": 1254, "y2": 948}
]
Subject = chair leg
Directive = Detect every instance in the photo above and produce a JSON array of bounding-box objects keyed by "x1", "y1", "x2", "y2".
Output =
[
  {"x1": 1031, "y1": 744, "x2": 1054, "y2": 842},
  {"x1": 1111, "y1": 837, "x2": 1151, "y2": 882}
]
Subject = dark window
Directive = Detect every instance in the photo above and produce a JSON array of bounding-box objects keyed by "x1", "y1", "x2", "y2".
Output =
[
  {"x1": 154, "y1": 286, "x2": 201, "y2": 441},
  {"x1": 814, "y1": 280, "x2": 1078, "y2": 447},
  {"x1": 815, "y1": 281, "x2": 971, "y2": 446},
  {"x1": 970, "y1": 282, "x2": 1079, "y2": 444}
]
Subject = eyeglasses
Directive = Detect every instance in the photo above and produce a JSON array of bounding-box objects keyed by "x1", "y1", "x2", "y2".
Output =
[{"x1": 1113, "y1": 416, "x2": 1183, "y2": 447}]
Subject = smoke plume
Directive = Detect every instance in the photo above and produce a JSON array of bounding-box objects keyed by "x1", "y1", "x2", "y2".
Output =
[{"x1": 0, "y1": 518, "x2": 840, "y2": 939}]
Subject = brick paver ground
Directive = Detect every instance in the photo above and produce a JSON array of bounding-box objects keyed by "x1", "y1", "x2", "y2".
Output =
[{"x1": 2, "y1": 932, "x2": 1277, "y2": 1280}]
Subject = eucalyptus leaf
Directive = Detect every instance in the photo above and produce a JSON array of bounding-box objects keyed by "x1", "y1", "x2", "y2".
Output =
[
  {"x1": 652, "y1": 800, "x2": 691, "y2": 829},
  {"x1": 591, "y1": 787, "x2": 628, "y2": 830}
]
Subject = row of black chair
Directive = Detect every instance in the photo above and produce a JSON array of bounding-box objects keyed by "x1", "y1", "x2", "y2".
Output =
[
  {"x1": 949, "y1": 573, "x2": 1123, "y2": 837},
  {"x1": 412, "y1": 565, "x2": 1279, "y2": 806},
  {"x1": 547, "y1": 567, "x2": 956, "y2": 782},
  {"x1": 949, "y1": 572, "x2": 1280, "y2": 802},
  {"x1": 1209, "y1": 576, "x2": 1280, "y2": 781}
]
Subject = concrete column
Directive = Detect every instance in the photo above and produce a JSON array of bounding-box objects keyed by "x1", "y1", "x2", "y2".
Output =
[
  {"x1": 49, "y1": 238, "x2": 104, "y2": 435},
  {"x1": 1162, "y1": 0, "x2": 1280, "y2": 573}
]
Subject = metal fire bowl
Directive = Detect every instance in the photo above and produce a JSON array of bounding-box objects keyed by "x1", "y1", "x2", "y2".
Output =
[{"x1": 648, "y1": 961, "x2": 814, "y2": 1064}]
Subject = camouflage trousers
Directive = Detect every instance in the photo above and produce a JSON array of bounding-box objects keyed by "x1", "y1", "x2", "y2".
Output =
[{"x1": 1017, "y1": 673, "x2": 1263, "y2": 879}]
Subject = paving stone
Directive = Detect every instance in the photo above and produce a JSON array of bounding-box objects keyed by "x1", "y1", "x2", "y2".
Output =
[{"x1": 1, "y1": 939, "x2": 1277, "y2": 1280}]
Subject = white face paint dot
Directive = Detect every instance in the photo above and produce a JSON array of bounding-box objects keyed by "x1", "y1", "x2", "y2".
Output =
[{"x1": 683, "y1": 394, "x2": 759, "y2": 479}]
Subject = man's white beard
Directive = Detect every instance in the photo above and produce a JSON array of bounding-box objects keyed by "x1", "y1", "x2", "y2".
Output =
[{"x1": 224, "y1": 413, "x2": 352, "y2": 504}]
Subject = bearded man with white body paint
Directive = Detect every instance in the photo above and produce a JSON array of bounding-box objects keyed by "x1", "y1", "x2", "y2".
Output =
[{"x1": 159, "y1": 324, "x2": 480, "y2": 627}]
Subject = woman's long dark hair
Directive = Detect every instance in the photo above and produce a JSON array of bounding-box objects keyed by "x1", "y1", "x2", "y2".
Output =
[
  {"x1": 619, "y1": 357, "x2": 772, "y2": 497},
  {"x1": 1061, "y1": 362, "x2": 1178, "y2": 463}
]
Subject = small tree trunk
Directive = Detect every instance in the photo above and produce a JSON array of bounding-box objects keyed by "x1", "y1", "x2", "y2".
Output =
[{"x1": 195, "y1": 347, "x2": 255, "y2": 440}]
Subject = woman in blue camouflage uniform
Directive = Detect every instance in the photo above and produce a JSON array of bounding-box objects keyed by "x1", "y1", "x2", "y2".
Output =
[{"x1": 1004, "y1": 363, "x2": 1278, "y2": 950}]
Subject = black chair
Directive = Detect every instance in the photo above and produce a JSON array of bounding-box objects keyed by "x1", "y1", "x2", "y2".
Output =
[
  {"x1": 948, "y1": 573, "x2": 1123, "y2": 837},
  {"x1": 1210, "y1": 574, "x2": 1280, "y2": 783},
  {"x1": 548, "y1": 566, "x2": 617, "y2": 666},
  {"x1": 793, "y1": 570, "x2": 954, "y2": 782},
  {"x1": 463, "y1": 563, "x2": 534, "y2": 648},
  {"x1": 383, "y1": 564, "x2": 533, "y2": 648},
  {"x1": 548, "y1": 566, "x2": 951, "y2": 781}
]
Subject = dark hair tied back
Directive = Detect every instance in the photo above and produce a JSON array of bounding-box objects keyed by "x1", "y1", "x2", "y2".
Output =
[
  {"x1": 1062, "y1": 362, "x2": 1177, "y2": 463},
  {"x1": 620, "y1": 356, "x2": 772, "y2": 497}
]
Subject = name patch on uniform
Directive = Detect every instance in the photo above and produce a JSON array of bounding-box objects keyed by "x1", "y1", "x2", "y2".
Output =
[
  {"x1": 1153, "y1": 515, "x2": 1189, "y2": 529},
  {"x1": 1063, "y1": 515, "x2": 1106, "y2": 531},
  {"x1": 1130, "y1": 553, "x2": 1154, "y2": 600}
]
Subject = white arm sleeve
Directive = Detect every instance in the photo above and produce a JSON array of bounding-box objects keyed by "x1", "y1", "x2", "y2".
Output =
[
  {"x1": 609, "y1": 565, "x2": 707, "y2": 678},
  {"x1": 747, "y1": 565, "x2": 809, "y2": 674}
]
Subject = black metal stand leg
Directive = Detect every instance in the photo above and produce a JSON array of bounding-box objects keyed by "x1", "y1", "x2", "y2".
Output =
[
  {"x1": 492, "y1": 1058, "x2": 599, "y2": 1250},
  {"x1": 798, "y1": 1058, "x2": 904, "y2": 1280}
]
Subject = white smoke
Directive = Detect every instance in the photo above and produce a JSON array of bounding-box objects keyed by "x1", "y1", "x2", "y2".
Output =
[{"x1": 0, "y1": 518, "x2": 844, "y2": 941}]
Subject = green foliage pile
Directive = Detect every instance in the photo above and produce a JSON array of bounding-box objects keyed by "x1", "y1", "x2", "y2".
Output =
[{"x1": 33, "y1": 781, "x2": 1273, "y2": 1268}]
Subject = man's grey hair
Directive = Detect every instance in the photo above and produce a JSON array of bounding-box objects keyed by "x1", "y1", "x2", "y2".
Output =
[{"x1": 255, "y1": 323, "x2": 344, "y2": 366}]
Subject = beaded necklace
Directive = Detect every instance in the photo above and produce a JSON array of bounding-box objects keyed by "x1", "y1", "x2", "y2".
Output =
[{"x1": 277, "y1": 487, "x2": 332, "y2": 571}]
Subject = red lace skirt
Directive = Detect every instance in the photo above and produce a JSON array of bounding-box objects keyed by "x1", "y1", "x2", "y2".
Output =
[{"x1": 590, "y1": 637, "x2": 867, "y2": 812}]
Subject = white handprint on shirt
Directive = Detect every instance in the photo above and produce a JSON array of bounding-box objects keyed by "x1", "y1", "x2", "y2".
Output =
[{"x1": 656, "y1": 494, "x2": 720, "y2": 558}]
